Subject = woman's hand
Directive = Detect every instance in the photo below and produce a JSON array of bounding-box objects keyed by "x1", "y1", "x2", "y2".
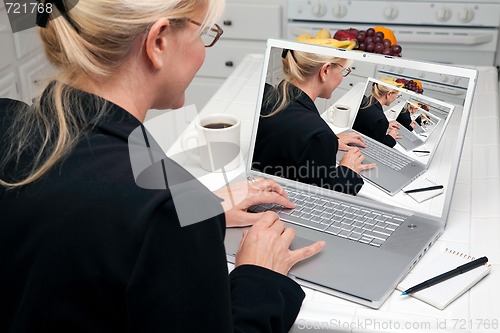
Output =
[
  {"x1": 337, "y1": 132, "x2": 366, "y2": 151},
  {"x1": 339, "y1": 147, "x2": 376, "y2": 174},
  {"x1": 389, "y1": 121, "x2": 400, "y2": 130},
  {"x1": 235, "y1": 212, "x2": 325, "y2": 275},
  {"x1": 214, "y1": 177, "x2": 296, "y2": 228},
  {"x1": 388, "y1": 127, "x2": 402, "y2": 140}
]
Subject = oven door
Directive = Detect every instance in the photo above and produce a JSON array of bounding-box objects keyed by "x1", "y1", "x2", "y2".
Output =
[{"x1": 288, "y1": 22, "x2": 499, "y2": 66}]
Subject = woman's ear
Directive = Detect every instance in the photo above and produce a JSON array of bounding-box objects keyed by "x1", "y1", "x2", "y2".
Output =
[
  {"x1": 319, "y1": 63, "x2": 331, "y2": 83},
  {"x1": 145, "y1": 18, "x2": 171, "y2": 70}
]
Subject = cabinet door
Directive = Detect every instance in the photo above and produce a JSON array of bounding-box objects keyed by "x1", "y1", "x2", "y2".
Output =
[
  {"x1": 17, "y1": 54, "x2": 55, "y2": 103},
  {"x1": 198, "y1": 40, "x2": 266, "y2": 78},
  {"x1": 220, "y1": 3, "x2": 281, "y2": 40},
  {"x1": 185, "y1": 77, "x2": 225, "y2": 111},
  {"x1": 0, "y1": 71, "x2": 20, "y2": 100},
  {"x1": 0, "y1": 7, "x2": 16, "y2": 72},
  {"x1": 13, "y1": 28, "x2": 43, "y2": 60}
]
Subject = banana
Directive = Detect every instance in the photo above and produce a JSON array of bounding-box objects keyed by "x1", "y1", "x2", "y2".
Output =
[
  {"x1": 299, "y1": 38, "x2": 357, "y2": 50},
  {"x1": 296, "y1": 33, "x2": 313, "y2": 42},
  {"x1": 296, "y1": 28, "x2": 357, "y2": 50}
]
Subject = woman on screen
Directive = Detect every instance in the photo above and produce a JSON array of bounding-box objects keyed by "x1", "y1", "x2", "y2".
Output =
[
  {"x1": 253, "y1": 49, "x2": 375, "y2": 195},
  {"x1": 353, "y1": 81, "x2": 402, "y2": 147}
]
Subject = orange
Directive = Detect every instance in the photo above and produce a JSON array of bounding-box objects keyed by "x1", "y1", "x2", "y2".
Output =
[
  {"x1": 374, "y1": 26, "x2": 397, "y2": 45},
  {"x1": 414, "y1": 80, "x2": 423, "y2": 89}
]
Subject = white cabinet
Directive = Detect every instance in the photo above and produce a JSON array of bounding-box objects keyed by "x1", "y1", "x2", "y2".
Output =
[
  {"x1": 0, "y1": 7, "x2": 53, "y2": 104},
  {"x1": 0, "y1": 71, "x2": 19, "y2": 100},
  {"x1": 185, "y1": 0, "x2": 284, "y2": 111},
  {"x1": 17, "y1": 54, "x2": 54, "y2": 103}
]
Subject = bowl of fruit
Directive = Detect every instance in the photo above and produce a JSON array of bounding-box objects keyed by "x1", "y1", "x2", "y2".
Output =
[
  {"x1": 333, "y1": 26, "x2": 403, "y2": 57},
  {"x1": 395, "y1": 78, "x2": 424, "y2": 94}
]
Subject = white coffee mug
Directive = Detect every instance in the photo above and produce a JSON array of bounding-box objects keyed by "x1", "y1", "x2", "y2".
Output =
[
  {"x1": 181, "y1": 114, "x2": 241, "y2": 172},
  {"x1": 328, "y1": 104, "x2": 351, "y2": 128}
]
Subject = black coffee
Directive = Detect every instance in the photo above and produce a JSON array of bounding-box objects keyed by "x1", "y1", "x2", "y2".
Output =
[
  {"x1": 336, "y1": 106, "x2": 349, "y2": 111},
  {"x1": 204, "y1": 122, "x2": 233, "y2": 129}
]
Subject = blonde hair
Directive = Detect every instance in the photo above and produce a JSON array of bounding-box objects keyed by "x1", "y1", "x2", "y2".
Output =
[
  {"x1": 0, "y1": 0, "x2": 224, "y2": 188},
  {"x1": 263, "y1": 49, "x2": 344, "y2": 117},
  {"x1": 361, "y1": 81, "x2": 399, "y2": 109}
]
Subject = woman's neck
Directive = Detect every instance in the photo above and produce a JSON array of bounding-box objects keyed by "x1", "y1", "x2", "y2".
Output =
[{"x1": 291, "y1": 80, "x2": 320, "y2": 101}]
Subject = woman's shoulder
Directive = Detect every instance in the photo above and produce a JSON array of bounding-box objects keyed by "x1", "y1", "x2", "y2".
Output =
[
  {"x1": 0, "y1": 98, "x2": 28, "y2": 109},
  {"x1": 0, "y1": 98, "x2": 28, "y2": 123}
]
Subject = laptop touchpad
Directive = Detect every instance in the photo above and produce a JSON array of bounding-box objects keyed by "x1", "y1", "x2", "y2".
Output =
[{"x1": 290, "y1": 236, "x2": 316, "y2": 251}]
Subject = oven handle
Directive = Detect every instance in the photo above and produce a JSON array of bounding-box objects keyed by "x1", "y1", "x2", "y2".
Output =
[
  {"x1": 395, "y1": 32, "x2": 493, "y2": 46},
  {"x1": 422, "y1": 84, "x2": 466, "y2": 96}
]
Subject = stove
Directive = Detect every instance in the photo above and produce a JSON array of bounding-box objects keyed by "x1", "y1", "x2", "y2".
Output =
[{"x1": 287, "y1": 0, "x2": 500, "y2": 66}]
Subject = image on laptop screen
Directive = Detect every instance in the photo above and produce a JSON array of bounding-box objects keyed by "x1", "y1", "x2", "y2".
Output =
[
  {"x1": 249, "y1": 41, "x2": 474, "y2": 220},
  {"x1": 394, "y1": 100, "x2": 443, "y2": 137},
  {"x1": 351, "y1": 77, "x2": 454, "y2": 166}
]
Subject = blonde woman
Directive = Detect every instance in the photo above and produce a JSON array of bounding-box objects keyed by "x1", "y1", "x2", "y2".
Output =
[
  {"x1": 353, "y1": 81, "x2": 402, "y2": 147},
  {"x1": 397, "y1": 101, "x2": 419, "y2": 131},
  {"x1": 0, "y1": 1, "x2": 324, "y2": 332},
  {"x1": 253, "y1": 49, "x2": 375, "y2": 195}
]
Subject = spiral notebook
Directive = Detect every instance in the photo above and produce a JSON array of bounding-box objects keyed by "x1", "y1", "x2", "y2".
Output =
[{"x1": 397, "y1": 248, "x2": 491, "y2": 310}]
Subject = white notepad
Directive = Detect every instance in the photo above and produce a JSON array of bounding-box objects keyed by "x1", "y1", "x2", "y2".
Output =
[
  {"x1": 403, "y1": 177, "x2": 444, "y2": 203},
  {"x1": 397, "y1": 248, "x2": 491, "y2": 310}
]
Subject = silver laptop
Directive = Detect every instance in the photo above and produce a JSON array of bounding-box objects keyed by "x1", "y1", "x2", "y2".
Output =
[
  {"x1": 397, "y1": 123, "x2": 424, "y2": 151},
  {"x1": 397, "y1": 98, "x2": 450, "y2": 152},
  {"x1": 224, "y1": 39, "x2": 477, "y2": 309},
  {"x1": 340, "y1": 78, "x2": 455, "y2": 195}
]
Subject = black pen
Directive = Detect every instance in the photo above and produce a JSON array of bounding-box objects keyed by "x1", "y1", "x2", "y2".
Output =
[
  {"x1": 404, "y1": 185, "x2": 444, "y2": 194},
  {"x1": 402, "y1": 256, "x2": 489, "y2": 295},
  {"x1": 413, "y1": 150, "x2": 430, "y2": 154}
]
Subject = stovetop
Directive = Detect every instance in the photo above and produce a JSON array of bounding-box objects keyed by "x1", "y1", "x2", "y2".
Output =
[{"x1": 288, "y1": 0, "x2": 500, "y2": 27}]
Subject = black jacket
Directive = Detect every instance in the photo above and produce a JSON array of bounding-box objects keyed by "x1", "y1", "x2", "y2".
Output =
[
  {"x1": 353, "y1": 96, "x2": 396, "y2": 148},
  {"x1": 252, "y1": 83, "x2": 363, "y2": 195},
  {"x1": 396, "y1": 110, "x2": 413, "y2": 131},
  {"x1": 0, "y1": 90, "x2": 304, "y2": 333}
]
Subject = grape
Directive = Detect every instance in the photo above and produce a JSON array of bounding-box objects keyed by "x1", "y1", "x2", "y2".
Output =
[
  {"x1": 391, "y1": 44, "x2": 402, "y2": 54},
  {"x1": 357, "y1": 32, "x2": 366, "y2": 43},
  {"x1": 356, "y1": 28, "x2": 402, "y2": 56},
  {"x1": 374, "y1": 43, "x2": 384, "y2": 53}
]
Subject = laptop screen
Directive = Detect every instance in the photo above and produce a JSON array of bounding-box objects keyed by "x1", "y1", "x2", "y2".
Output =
[
  {"x1": 352, "y1": 77, "x2": 455, "y2": 166},
  {"x1": 248, "y1": 39, "x2": 477, "y2": 221}
]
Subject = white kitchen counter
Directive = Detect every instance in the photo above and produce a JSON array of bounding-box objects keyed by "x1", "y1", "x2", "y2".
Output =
[{"x1": 147, "y1": 54, "x2": 500, "y2": 332}]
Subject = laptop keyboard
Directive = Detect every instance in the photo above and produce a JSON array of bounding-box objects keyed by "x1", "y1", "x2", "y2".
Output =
[
  {"x1": 249, "y1": 186, "x2": 406, "y2": 248},
  {"x1": 362, "y1": 138, "x2": 412, "y2": 171}
]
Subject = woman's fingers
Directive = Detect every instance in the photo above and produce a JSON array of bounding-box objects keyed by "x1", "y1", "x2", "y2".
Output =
[{"x1": 288, "y1": 240, "x2": 326, "y2": 266}]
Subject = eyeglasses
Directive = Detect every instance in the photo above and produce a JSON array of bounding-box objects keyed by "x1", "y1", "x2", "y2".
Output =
[
  {"x1": 188, "y1": 19, "x2": 224, "y2": 48},
  {"x1": 335, "y1": 63, "x2": 352, "y2": 77}
]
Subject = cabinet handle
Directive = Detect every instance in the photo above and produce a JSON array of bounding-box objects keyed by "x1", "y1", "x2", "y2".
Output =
[
  {"x1": 223, "y1": 20, "x2": 232, "y2": 26},
  {"x1": 225, "y1": 61, "x2": 234, "y2": 67}
]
